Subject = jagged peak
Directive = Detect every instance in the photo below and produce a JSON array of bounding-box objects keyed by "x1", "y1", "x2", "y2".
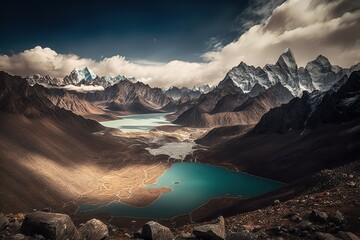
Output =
[
  {"x1": 279, "y1": 48, "x2": 295, "y2": 62},
  {"x1": 276, "y1": 48, "x2": 297, "y2": 69},
  {"x1": 315, "y1": 55, "x2": 331, "y2": 66}
]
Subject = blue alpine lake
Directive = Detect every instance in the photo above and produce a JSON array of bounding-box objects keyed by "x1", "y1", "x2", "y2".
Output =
[
  {"x1": 100, "y1": 113, "x2": 173, "y2": 132},
  {"x1": 79, "y1": 162, "x2": 283, "y2": 219}
]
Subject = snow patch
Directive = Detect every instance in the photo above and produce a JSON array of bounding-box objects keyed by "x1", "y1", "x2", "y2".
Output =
[{"x1": 146, "y1": 142, "x2": 197, "y2": 161}]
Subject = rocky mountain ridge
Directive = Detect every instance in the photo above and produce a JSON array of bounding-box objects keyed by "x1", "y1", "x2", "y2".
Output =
[
  {"x1": 219, "y1": 48, "x2": 360, "y2": 96},
  {"x1": 253, "y1": 71, "x2": 360, "y2": 134}
]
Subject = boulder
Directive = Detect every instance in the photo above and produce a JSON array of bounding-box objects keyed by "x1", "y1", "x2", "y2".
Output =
[
  {"x1": 193, "y1": 216, "x2": 226, "y2": 240},
  {"x1": 0, "y1": 213, "x2": 9, "y2": 230},
  {"x1": 338, "y1": 231, "x2": 360, "y2": 240},
  {"x1": 310, "y1": 210, "x2": 328, "y2": 223},
  {"x1": 330, "y1": 211, "x2": 345, "y2": 224},
  {"x1": 295, "y1": 221, "x2": 313, "y2": 231},
  {"x1": 141, "y1": 221, "x2": 174, "y2": 240},
  {"x1": 20, "y1": 211, "x2": 80, "y2": 240},
  {"x1": 11, "y1": 233, "x2": 25, "y2": 239},
  {"x1": 315, "y1": 232, "x2": 341, "y2": 240},
  {"x1": 79, "y1": 218, "x2": 109, "y2": 240},
  {"x1": 227, "y1": 231, "x2": 257, "y2": 240}
]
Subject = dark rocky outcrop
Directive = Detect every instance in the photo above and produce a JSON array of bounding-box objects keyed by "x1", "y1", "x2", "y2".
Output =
[
  {"x1": 79, "y1": 218, "x2": 109, "y2": 240},
  {"x1": 0, "y1": 213, "x2": 9, "y2": 230},
  {"x1": 20, "y1": 211, "x2": 80, "y2": 240},
  {"x1": 141, "y1": 221, "x2": 174, "y2": 240},
  {"x1": 193, "y1": 216, "x2": 226, "y2": 240}
]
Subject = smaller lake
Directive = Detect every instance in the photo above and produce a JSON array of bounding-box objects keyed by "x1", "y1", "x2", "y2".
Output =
[
  {"x1": 100, "y1": 113, "x2": 173, "y2": 132},
  {"x1": 79, "y1": 162, "x2": 283, "y2": 219}
]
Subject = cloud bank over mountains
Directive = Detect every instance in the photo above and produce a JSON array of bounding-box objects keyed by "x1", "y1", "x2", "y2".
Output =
[{"x1": 0, "y1": 0, "x2": 359, "y2": 88}]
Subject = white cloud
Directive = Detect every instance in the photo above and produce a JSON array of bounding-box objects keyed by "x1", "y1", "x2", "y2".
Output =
[
  {"x1": 61, "y1": 84, "x2": 105, "y2": 92},
  {"x1": 0, "y1": 0, "x2": 359, "y2": 88},
  {"x1": 42, "y1": 84, "x2": 104, "y2": 92}
]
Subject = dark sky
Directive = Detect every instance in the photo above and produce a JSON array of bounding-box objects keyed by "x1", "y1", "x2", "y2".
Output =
[{"x1": 0, "y1": 0, "x2": 254, "y2": 62}]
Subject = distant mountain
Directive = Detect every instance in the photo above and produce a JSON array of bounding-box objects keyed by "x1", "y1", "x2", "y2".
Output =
[
  {"x1": 253, "y1": 71, "x2": 360, "y2": 134},
  {"x1": 26, "y1": 67, "x2": 136, "y2": 88},
  {"x1": 81, "y1": 80, "x2": 172, "y2": 114},
  {"x1": 63, "y1": 67, "x2": 97, "y2": 84},
  {"x1": 35, "y1": 86, "x2": 109, "y2": 119},
  {"x1": 192, "y1": 84, "x2": 214, "y2": 94},
  {"x1": 173, "y1": 83, "x2": 293, "y2": 127},
  {"x1": 0, "y1": 71, "x2": 102, "y2": 131},
  {"x1": 26, "y1": 74, "x2": 63, "y2": 86},
  {"x1": 219, "y1": 48, "x2": 360, "y2": 96},
  {"x1": 165, "y1": 84, "x2": 214, "y2": 101},
  {"x1": 165, "y1": 86, "x2": 201, "y2": 100},
  {"x1": 199, "y1": 71, "x2": 360, "y2": 183}
]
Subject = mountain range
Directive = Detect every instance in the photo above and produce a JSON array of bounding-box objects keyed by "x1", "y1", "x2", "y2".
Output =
[
  {"x1": 219, "y1": 48, "x2": 360, "y2": 96},
  {"x1": 199, "y1": 70, "x2": 360, "y2": 182}
]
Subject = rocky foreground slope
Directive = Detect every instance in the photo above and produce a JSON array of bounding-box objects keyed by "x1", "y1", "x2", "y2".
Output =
[{"x1": 1, "y1": 160, "x2": 359, "y2": 240}]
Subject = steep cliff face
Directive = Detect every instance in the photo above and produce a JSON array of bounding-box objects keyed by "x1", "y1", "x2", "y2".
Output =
[{"x1": 253, "y1": 71, "x2": 360, "y2": 134}]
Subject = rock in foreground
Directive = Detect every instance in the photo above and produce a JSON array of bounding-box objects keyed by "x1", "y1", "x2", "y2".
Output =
[
  {"x1": 20, "y1": 211, "x2": 80, "y2": 240},
  {"x1": 193, "y1": 216, "x2": 226, "y2": 240},
  {"x1": 79, "y1": 218, "x2": 109, "y2": 240},
  {"x1": 141, "y1": 221, "x2": 174, "y2": 240}
]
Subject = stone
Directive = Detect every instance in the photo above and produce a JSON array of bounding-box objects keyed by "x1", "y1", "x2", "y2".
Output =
[
  {"x1": 193, "y1": 216, "x2": 226, "y2": 240},
  {"x1": 227, "y1": 231, "x2": 258, "y2": 240},
  {"x1": 330, "y1": 211, "x2": 345, "y2": 224},
  {"x1": 20, "y1": 211, "x2": 80, "y2": 240},
  {"x1": 79, "y1": 218, "x2": 109, "y2": 240},
  {"x1": 315, "y1": 232, "x2": 341, "y2": 240},
  {"x1": 268, "y1": 226, "x2": 287, "y2": 236},
  {"x1": 295, "y1": 221, "x2": 313, "y2": 231},
  {"x1": 11, "y1": 234, "x2": 25, "y2": 239},
  {"x1": 142, "y1": 221, "x2": 174, "y2": 240},
  {"x1": 242, "y1": 224, "x2": 261, "y2": 232},
  {"x1": 274, "y1": 199, "x2": 280, "y2": 205},
  {"x1": 0, "y1": 213, "x2": 9, "y2": 230},
  {"x1": 310, "y1": 210, "x2": 328, "y2": 223},
  {"x1": 134, "y1": 228, "x2": 143, "y2": 238},
  {"x1": 179, "y1": 231, "x2": 195, "y2": 239},
  {"x1": 290, "y1": 215, "x2": 302, "y2": 223},
  {"x1": 338, "y1": 231, "x2": 360, "y2": 240},
  {"x1": 42, "y1": 207, "x2": 53, "y2": 213},
  {"x1": 348, "y1": 182, "x2": 356, "y2": 187}
]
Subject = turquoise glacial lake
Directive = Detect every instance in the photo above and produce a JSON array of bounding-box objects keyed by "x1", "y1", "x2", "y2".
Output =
[
  {"x1": 100, "y1": 113, "x2": 173, "y2": 132},
  {"x1": 79, "y1": 162, "x2": 283, "y2": 219}
]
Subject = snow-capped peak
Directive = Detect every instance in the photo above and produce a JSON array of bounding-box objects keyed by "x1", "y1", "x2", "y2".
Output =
[
  {"x1": 277, "y1": 48, "x2": 296, "y2": 68},
  {"x1": 69, "y1": 67, "x2": 97, "y2": 83},
  {"x1": 315, "y1": 55, "x2": 331, "y2": 68},
  {"x1": 192, "y1": 84, "x2": 214, "y2": 94}
]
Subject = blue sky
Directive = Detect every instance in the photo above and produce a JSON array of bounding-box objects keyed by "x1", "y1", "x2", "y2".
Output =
[
  {"x1": 0, "y1": 0, "x2": 275, "y2": 62},
  {"x1": 0, "y1": 0, "x2": 359, "y2": 87}
]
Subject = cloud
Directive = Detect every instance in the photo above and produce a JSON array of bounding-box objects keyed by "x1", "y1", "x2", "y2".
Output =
[
  {"x1": 61, "y1": 84, "x2": 105, "y2": 92},
  {"x1": 202, "y1": 0, "x2": 360, "y2": 68},
  {"x1": 233, "y1": 0, "x2": 285, "y2": 33},
  {"x1": 41, "y1": 84, "x2": 105, "y2": 92},
  {"x1": 0, "y1": 0, "x2": 359, "y2": 88}
]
